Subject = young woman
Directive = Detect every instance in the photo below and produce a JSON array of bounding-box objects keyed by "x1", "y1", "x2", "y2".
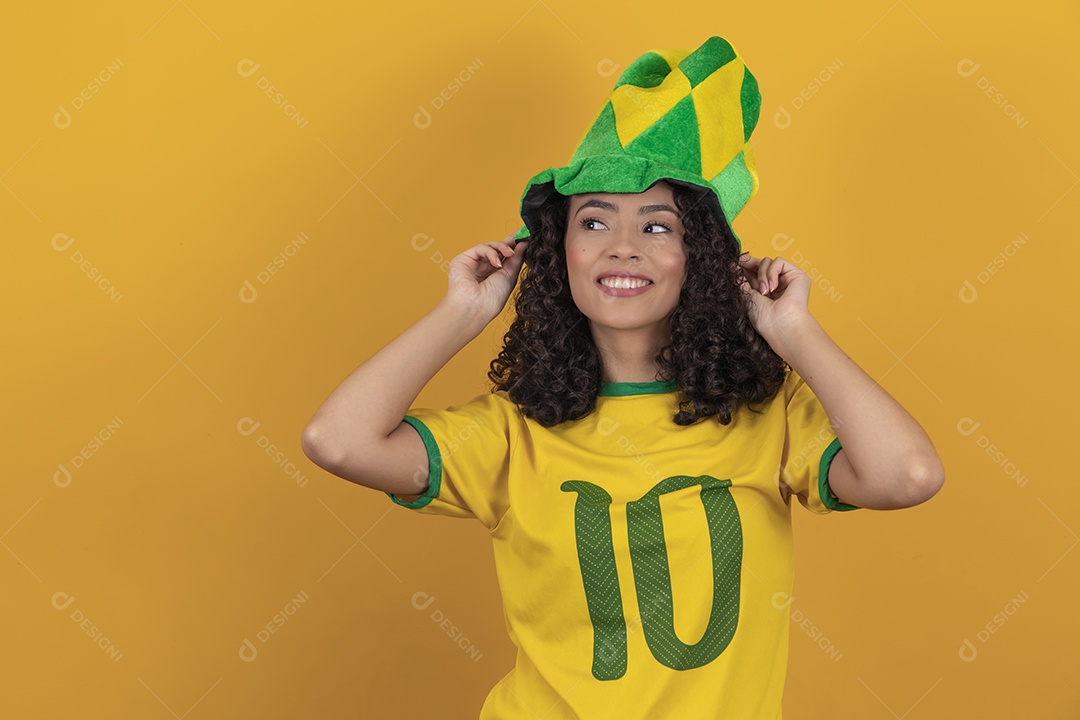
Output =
[{"x1": 303, "y1": 37, "x2": 943, "y2": 719}]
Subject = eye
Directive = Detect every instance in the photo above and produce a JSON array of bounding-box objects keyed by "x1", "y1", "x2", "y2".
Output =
[{"x1": 577, "y1": 217, "x2": 674, "y2": 233}]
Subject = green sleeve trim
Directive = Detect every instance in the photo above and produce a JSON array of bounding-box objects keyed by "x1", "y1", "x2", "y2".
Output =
[
  {"x1": 385, "y1": 415, "x2": 441, "y2": 510},
  {"x1": 818, "y1": 437, "x2": 860, "y2": 512}
]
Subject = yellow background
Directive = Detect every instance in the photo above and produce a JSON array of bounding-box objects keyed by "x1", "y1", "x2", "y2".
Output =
[{"x1": 3, "y1": 1, "x2": 1077, "y2": 717}]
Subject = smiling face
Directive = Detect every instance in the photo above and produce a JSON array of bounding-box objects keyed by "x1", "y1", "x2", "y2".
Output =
[{"x1": 564, "y1": 180, "x2": 688, "y2": 340}]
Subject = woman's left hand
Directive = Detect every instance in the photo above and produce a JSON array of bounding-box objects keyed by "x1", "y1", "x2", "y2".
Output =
[{"x1": 738, "y1": 253, "x2": 815, "y2": 355}]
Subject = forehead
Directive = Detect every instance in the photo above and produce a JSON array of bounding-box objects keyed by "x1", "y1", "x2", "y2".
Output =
[{"x1": 569, "y1": 180, "x2": 676, "y2": 211}]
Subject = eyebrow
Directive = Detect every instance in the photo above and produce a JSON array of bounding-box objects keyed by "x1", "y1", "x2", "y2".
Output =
[{"x1": 573, "y1": 199, "x2": 680, "y2": 218}]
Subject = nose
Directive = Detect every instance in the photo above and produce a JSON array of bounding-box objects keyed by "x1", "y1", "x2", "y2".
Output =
[{"x1": 606, "y1": 224, "x2": 644, "y2": 260}]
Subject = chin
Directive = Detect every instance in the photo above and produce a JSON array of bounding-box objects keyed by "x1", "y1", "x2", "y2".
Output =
[{"x1": 586, "y1": 312, "x2": 670, "y2": 332}]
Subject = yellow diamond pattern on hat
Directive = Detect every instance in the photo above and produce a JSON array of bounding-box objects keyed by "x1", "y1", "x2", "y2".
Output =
[
  {"x1": 609, "y1": 67, "x2": 693, "y2": 148},
  {"x1": 692, "y1": 59, "x2": 748, "y2": 181},
  {"x1": 624, "y1": 94, "x2": 703, "y2": 177}
]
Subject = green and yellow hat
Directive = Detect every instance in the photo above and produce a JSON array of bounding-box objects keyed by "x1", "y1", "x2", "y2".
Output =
[{"x1": 514, "y1": 35, "x2": 761, "y2": 248}]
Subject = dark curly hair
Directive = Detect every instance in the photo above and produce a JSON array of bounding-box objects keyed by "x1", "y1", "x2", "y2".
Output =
[{"x1": 487, "y1": 180, "x2": 788, "y2": 427}]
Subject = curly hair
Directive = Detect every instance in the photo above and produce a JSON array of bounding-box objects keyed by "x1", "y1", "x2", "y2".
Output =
[{"x1": 487, "y1": 181, "x2": 788, "y2": 427}]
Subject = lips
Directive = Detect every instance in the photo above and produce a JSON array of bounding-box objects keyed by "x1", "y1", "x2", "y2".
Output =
[
  {"x1": 594, "y1": 271, "x2": 655, "y2": 297},
  {"x1": 596, "y1": 269, "x2": 652, "y2": 289}
]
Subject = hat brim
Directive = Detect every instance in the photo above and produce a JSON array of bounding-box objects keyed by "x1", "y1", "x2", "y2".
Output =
[{"x1": 513, "y1": 154, "x2": 740, "y2": 248}]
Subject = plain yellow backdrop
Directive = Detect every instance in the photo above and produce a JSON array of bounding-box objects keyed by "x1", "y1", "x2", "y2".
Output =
[{"x1": 3, "y1": 1, "x2": 1077, "y2": 718}]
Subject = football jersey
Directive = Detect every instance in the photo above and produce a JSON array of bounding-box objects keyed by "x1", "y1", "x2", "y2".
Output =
[{"x1": 386, "y1": 369, "x2": 859, "y2": 719}]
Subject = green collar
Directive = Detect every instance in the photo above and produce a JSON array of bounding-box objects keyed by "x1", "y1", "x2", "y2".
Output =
[{"x1": 598, "y1": 379, "x2": 679, "y2": 397}]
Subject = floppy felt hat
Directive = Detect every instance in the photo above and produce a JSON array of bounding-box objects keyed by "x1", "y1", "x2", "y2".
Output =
[{"x1": 512, "y1": 35, "x2": 762, "y2": 249}]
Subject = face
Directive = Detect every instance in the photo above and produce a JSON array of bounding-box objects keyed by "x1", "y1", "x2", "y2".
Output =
[{"x1": 564, "y1": 180, "x2": 687, "y2": 338}]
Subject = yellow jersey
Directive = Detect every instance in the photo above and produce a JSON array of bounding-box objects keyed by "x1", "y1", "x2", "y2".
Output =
[{"x1": 387, "y1": 369, "x2": 859, "y2": 719}]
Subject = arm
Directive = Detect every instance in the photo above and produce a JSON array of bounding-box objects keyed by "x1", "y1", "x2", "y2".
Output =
[
  {"x1": 301, "y1": 234, "x2": 528, "y2": 498},
  {"x1": 740, "y1": 254, "x2": 944, "y2": 510}
]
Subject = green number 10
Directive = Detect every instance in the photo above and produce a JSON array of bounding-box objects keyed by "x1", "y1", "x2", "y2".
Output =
[{"x1": 560, "y1": 475, "x2": 743, "y2": 680}]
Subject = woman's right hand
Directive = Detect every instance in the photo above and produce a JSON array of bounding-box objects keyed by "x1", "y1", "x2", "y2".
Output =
[{"x1": 443, "y1": 232, "x2": 529, "y2": 322}]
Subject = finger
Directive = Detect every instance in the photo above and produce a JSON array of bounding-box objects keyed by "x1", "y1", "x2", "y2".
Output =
[
  {"x1": 497, "y1": 239, "x2": 526, "y2": 263},
  {"x1": 767, "y1": 257, "x2": 793, "y2": 292},
  {"x1": 738, "y1": 252, "x2": 759, "y2": 268},
  {"x1": 508, "y1": 239, "x2": 528, "y2": 262},
  {"x1": 756, "y1": 257, "x2": 773, "y2": 294},
  {"x1": 737, "y1": 254, "x2": 761, "y2": 287}
]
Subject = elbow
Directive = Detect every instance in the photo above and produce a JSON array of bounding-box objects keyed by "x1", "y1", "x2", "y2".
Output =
[
  {"x1": 904, "y1": 453, "x2": 945, "y2": 507},
  {"x1": 301, "y1": 423, "x2": 340, "y2": 469}
]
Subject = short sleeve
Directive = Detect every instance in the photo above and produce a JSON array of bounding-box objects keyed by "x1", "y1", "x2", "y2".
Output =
[
  {"x1": 780, "y1": 370, "x2": 860, "y2": 514},
  {"x1": 384, "y1": 391, "x2": 513, "y2": 530}
]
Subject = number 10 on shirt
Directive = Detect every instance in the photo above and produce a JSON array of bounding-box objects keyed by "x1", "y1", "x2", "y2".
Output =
[{"x1": 561, "y1": 475, "x2": 743, "y2": 680}]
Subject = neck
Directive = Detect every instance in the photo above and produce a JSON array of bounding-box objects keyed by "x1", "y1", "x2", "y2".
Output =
[{"x1": 591, "y1": 323, "x2": 670, "y2": 384}]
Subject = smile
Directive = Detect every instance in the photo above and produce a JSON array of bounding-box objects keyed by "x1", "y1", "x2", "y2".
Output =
[
  {"x1": 596, "y1": 277, "x2": 654, "y2": 297},
  {"x1": 598, "y1": 277, "x2": 652, "y2": 289}
]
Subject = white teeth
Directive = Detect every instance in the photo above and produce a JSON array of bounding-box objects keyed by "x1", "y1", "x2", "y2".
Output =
[{"x1": 599, "y1": 277, "x2": 651, "y2": 289}]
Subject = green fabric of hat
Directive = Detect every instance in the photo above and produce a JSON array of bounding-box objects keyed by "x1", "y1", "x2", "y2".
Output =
[{"x1": 513, "y1": 36, "x2": 762, "y2": 249}]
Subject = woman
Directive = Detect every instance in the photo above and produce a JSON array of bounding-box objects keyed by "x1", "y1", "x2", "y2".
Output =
[{"x1": 302, "y1": 36, "x2": 943, "y2": 719}]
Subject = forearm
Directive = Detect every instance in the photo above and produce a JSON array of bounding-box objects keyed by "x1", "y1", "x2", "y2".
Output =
[
  {"x1": 303, "y1": 295, "x2": 489, "y2": 461},
  {"x1": 771, "y1": 315, "x2": 943, "y2": 499}
]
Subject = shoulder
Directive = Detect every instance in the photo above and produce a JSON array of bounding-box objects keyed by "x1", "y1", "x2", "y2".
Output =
[
  {"x1": 437, "y1": 389, "x2": 524, "y2": 429},
  {"x1": 780, "y1": 368, "x2": 808, "y2": 403}
]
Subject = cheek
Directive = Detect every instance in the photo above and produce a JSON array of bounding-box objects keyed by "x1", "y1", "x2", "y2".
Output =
[
  {"x1": 663, "y1": 249, "x2": 688, "y2": 281},
  {"x1": 564, "y1": 243, "x2": 592, "y2": 278}
]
